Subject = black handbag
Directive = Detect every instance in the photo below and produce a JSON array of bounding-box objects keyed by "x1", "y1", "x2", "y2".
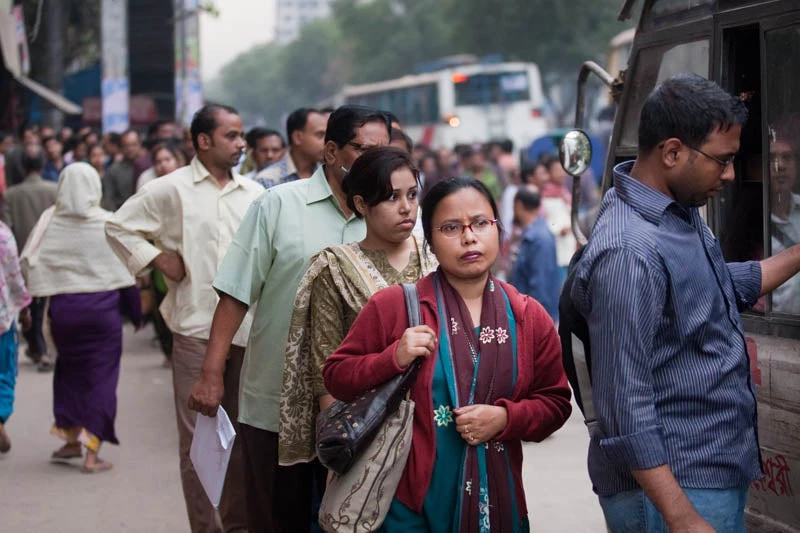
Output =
[{"x1": 316, "y1": 283, "x2": 423, "y2": 475}]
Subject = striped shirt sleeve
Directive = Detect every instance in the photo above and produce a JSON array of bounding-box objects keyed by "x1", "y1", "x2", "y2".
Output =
[{"x1": 582, "y1": 247, "x2": 670, "y2": 471}]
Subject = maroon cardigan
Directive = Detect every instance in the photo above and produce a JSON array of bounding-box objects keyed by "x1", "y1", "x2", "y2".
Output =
[{"x1": 323, "y1": 273, "x2": 572, "y2": 515}]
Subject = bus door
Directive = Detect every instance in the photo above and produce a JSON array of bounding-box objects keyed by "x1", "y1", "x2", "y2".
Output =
[{"x1": 712, "y1": 7, "x2": 800, "y2": 530}]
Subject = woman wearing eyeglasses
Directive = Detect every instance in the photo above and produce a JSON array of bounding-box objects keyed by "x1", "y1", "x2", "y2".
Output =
[{"x1": 323, "y1": 177, "x2": 572, "y2": 532}]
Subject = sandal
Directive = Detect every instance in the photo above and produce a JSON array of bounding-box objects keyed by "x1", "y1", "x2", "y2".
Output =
[
  {"x1": 81, "y1": 459, "x2": 113, "y2": 474},
  {"x1": 51, "y1": 443, "x2": 82, "y2": 460}
]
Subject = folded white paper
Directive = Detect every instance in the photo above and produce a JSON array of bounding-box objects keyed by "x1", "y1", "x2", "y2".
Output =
[{"x1": 190, "y1": 406, "x2": 236, "y2": 508}]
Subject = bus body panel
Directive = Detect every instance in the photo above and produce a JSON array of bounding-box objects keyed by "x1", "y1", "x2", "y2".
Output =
[{"x1": 600, "y1": 2, "x2": 800, "y2": 531}]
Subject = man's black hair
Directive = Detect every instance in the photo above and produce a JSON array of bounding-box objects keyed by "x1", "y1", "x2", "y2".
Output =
[
  {"x1": 390, "y1": 128, "x2": 413, "y2": 153},
  {"x1": 383, "y1": 111, "x2": 400, "y2": 126},
  {"x1": 190, "y1": 104, "x2": 239, "y2": 150},
  {"x1": 324, "y1": 105, "x2": 391, "y2": 147},
  {"x1": 246, "y1": 127, "x2": 285, "y2": 149},
  {"x1": 514, "y1": 186, "x2": 541, "y2": 211},
  {"x1": 285, "y1": 108, "x2": 319, "y2": 145},
  {"x1": 638, "y1": 73, "x2": 748, "y2": 153},
  {"x1": 22, "y1": 145, "x2": 45, "y2": 173}
]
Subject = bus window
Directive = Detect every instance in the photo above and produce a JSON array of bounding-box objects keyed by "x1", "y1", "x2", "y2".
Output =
[
  {"x1": 454, "y1": 72, "x2": 530, "y2": 106},
  {"x1": 619, "y1": 39, "x2": 710, "y2": 148},
  {"x1": 766, "y1": 25, "x2": 800, "y2": 315},
  {"x1": 718, "y1": 26, "x2": 763, "y2": 290}
]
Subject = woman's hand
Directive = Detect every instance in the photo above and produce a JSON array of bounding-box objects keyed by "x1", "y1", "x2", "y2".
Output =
[
  {"x1": 394, "y1": 325, "x2": 437, "y2": 368},
  {"x1": 454, "y1": 404, "x2": 508, "y2": 445}
]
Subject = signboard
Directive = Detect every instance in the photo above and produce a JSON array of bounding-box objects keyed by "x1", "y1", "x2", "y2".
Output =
[
  {"x1": 11, "y1": 5, "x2": 29, "y2": 75},
  {"x1": 101, "y1": 0, "x2": 129, "y2": 132},
  {"x1": 175, "y1": 0, "x2": 203, "y2": 126}
]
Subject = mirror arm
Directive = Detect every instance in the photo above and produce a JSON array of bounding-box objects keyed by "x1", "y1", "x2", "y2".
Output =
[
  {"x1": 571, "y1": 178, "x2": 588, "y2": 246},
  {"x1": 574, "y1": 61, "x2": 616, "y2": 130}
]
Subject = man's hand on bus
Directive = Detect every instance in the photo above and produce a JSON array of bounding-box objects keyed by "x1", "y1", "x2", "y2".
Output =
[{"x1": 152, "y1": 251, "x2": 186, "y2": 282}]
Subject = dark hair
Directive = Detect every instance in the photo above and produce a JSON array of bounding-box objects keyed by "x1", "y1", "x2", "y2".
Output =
[
  {"x1": 341, "y1": 147, "x2": 418, "y2": 218},
  {"x1": 538, "y1": 153, "x2": 559, "y2": 171},
  {"x1": 42, "y1": 135, "x2": 59, "y2": 147},
  {"x1": 0, "y1": 130, "x2": 10, "y2": 143},
  {"x1": 325, "y1": 105, "x2": 391, "y2": 147},
  {"x1": 319, "y1": 106, "x2": 335, "y2": 114},
  {"x1": 639, "y1": 73, "x2": 748, "y2": 153},
  {"x1": 190, "y1": 103, "x2": 239, "y2": 150},
  {"x1": 390, "y1": 128, "x2": 413, "y2": 153},
  {"x1": 499, "y1": 139, "x2": 514, "y2": 154},
  {"x1": 514, "y1": 186, "x2": 541, "y2": 210},
  {"x1": 22, "y1": 145, "x2": 45, "y2": 173},
  {"x1": 286, "y1": 108, "x2": 320, "y2": 145},
  {"x1": 151, "y1": 142, "x2": 186, "y2": 166},
  {"x1": 246, "y1": 127, "x2": 284, "y2": 149},
  {"x1": 147, "y1": 120, "x2": 171, "y2": 140},
  {"x1": 420, "y1": 177, "x2": 502, "y2": 244},
  {"x1": 88, "y1": 142, "x2": 106, "y2": 156},
  {"x1": 107, "y1": 132, "x2": 122, "y2": 147},
  {"x1": 520, "y1": 163, "x2": 538, "y2": 184},
  {"x1": 383, "y1": 111, "x2": 400, "y2": 126}
]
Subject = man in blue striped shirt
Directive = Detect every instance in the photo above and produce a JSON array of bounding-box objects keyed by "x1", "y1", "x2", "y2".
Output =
[{"x1": 571, "y1": 74, "x2": 800, "y2": 532}]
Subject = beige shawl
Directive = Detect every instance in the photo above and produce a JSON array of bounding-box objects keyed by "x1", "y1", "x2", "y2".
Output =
[
  {"x1": 21, "y1": 163, "x2": 135, "y2": 297},
  {"x1": 278, "y1": 237, "x2": 436, "y2": 465}
]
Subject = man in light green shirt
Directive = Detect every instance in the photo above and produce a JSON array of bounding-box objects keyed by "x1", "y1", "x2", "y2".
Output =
[{"x1": 189, "y1": 105, "x2": 391, "y2": 532}]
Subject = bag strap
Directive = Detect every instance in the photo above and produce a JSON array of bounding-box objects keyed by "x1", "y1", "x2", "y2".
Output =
[{"x1": 401, "y1": 283, "x2": 421, "y2": 328}]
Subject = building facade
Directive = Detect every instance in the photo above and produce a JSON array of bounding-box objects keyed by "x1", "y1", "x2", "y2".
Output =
[{"x1": 274, "y1": 0, "x2": 332, "y2": 44}]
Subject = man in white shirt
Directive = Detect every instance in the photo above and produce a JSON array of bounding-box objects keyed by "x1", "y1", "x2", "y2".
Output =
[{"x1": 105, "y1": 104, "x2": 263, "y2": 533}]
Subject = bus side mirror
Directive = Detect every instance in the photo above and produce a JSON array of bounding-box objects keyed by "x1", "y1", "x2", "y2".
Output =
[{"x1": 559, "y1": 129, "x2": 593, "y2": 177}]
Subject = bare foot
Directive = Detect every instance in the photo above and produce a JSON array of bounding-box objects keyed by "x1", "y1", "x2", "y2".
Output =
[
  {"x1": 51, "y1": 442, "x2": 82, "y2": 460},
  {"x1": 81, "y1": 459, "x2": 113, "y2": 474},
  {"x1": 0, "y1": 422, "x2": 10, "y2": 453}
]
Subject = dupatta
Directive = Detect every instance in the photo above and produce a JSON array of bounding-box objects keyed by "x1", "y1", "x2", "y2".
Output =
[{"x1": 279, "y1": 237, "x2": 435, "y2": 466}]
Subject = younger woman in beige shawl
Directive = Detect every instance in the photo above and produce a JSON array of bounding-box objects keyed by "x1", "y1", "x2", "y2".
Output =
[
  {"x1": 21, "y1": 163, "x2": 141, "y2": 473},
  {"x1": 279, "y1": 147, "x2": 437, "y2": 474}
]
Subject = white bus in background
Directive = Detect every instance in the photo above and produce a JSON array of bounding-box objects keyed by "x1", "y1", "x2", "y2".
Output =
[{"x1": 329, "y1": 61, "x2": 550, "y2": 153}]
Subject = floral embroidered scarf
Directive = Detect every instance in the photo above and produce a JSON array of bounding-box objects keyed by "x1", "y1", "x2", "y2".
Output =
[{"x1": 436, "y1": 270, "x2": 516, "y2": 532}]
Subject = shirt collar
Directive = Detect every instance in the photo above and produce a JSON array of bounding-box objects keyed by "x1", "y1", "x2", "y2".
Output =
[
  {"x1": 190, "y1": 156, "x2": 245, "y2": 190},
  {"x1": 306, "y1": 165, "x2": 335, "y2": 205},
  {"x1": 613, "y1": 160, "x2": 688, "y2": 224}
]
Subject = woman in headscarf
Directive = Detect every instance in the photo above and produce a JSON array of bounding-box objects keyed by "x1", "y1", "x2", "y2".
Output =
[
  {"x1": 324, "y1": 177, "x2": 572, "y2": 532},
  {"x1": 21, "y1": 162, "x2": 142, "y2": 473},
  {"x1": 279, "y1": 147, "x2": 436, "y2": 484}
]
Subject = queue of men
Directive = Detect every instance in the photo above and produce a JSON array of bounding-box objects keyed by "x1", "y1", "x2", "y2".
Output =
[{"x1": 3, "y1": 73, "x2": 800, "y2": 532}]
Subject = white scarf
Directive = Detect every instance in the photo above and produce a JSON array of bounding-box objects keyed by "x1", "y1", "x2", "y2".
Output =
[{"x1": 20, "y1": 162, "x2": 135, "y2": 297}]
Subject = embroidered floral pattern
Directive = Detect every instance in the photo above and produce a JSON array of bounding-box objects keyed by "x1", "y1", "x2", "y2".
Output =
[
  {"x1": 451, "y1": 317, "x2": 459, "y2": 335},
  {"x1": 433, "y1": 404, "x2": 453, "y2": 427},
  {"x1": 465, "y1": 480, "x2": 473, "y2": 495},
  {"x1": 489, "y1": 279, "x2": 495, "y2": 292},
  {"x1": 493, "y1": 441, "x2": 505, "y2": 453},
  {"x1": 479, "y1": 326, "x2": 495, "y2": 344},
  {"x1": 495, "y1": 327, "x2": 509, "y2": 344},
  {"x1": 479, "y1": 486, "x2": 491, "y2": 532}
]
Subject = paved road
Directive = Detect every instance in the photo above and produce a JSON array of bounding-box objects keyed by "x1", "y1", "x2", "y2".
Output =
[{"x1": 0, "y1": 324, "x2": 605, "y2": 532}]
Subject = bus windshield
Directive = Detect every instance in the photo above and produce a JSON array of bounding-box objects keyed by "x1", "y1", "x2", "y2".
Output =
[{"x1": 454, "y1": 71, "x2": 530, "y2": 106}]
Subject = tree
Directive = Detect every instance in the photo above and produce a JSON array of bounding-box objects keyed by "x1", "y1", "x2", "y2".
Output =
[{"x1": 443, "y1": 0, "x2": 628, "y2": 77}]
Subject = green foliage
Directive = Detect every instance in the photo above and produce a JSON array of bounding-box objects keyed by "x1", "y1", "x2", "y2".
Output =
[{"x1": 212, "y1": 0, "x2": 632, "y2": 125}]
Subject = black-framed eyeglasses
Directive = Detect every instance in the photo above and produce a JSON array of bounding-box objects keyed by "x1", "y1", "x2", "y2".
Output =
[
  {"x1": 688, "y1": 145, "x2": 736, "y2": 168},
  {"x1": 435, "y1": 218, "x2": 498, "y2": 238}
]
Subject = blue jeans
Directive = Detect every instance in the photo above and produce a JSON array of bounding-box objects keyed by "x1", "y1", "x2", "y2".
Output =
[{"x1": 599, "y1": 486, "x2": 748, "y2": 532}]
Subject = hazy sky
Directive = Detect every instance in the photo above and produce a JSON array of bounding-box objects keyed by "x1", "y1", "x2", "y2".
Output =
[{"x1": 200, "y1": 0, "x2": 275, "y2": 81}]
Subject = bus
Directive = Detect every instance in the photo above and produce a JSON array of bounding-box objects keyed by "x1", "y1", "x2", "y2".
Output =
[
  {"x1": 328, "y1": 61, "x2": 550, "y2": 154},
  {"x1": 567, "y1": 1, "x2": 800, "y2": 531}
]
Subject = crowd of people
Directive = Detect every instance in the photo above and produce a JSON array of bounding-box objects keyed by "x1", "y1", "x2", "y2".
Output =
[{"x1": 0, "y1": 73, "x2": 798, "y2": 533}]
